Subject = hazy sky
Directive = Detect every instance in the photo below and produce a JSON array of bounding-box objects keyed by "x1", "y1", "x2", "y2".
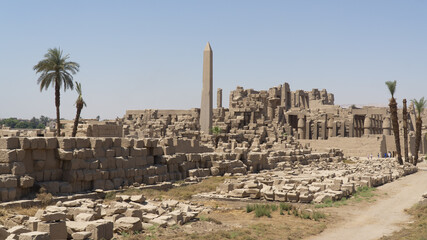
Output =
[{"x1": 1, "y1": 1, "x2": 426, "y2": 120}]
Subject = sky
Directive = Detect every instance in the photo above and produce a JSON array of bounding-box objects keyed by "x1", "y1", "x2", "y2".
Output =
[{"x1": 0, "y1": 1, "x2": 426, "y2": 120}]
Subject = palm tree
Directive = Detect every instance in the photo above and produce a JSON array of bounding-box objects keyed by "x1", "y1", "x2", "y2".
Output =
[
  {"x1": 212, "y1": 126, "x2": 222, "y2": 148},
  {"x1": 411, "y1": 97, "x2": 426, "y2": 165},
  {"x1": 72, "y1": 82, "x2": 86, "y2": 137},
  {"x1": 385, "y1": 80, "x2": 403, "y2": 165},
  {"x1": 33, "y1": 48, "x2": 80, "y2": 136},
  {"x1": 402, "y1": 99, "x2": 409, "y2": 162}
]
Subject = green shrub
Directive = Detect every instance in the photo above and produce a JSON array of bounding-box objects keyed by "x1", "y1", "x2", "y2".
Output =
[
  {"x1": 280, "y1": 203, "x2": 292, "y2": 211},
  {"x1": 312, "y1": 211, "x2": 326, "y2": 221}
]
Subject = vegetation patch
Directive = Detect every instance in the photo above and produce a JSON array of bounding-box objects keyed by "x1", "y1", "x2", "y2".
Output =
[{"x1": 379, "y1": 200, "x2": 427, "y2": 240}]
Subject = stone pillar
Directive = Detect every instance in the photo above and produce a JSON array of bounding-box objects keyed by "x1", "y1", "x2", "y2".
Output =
[
  {"x1": 298, "y1": 117, "x2": 306, "y2": 139},
  {"x1": 281, "y1": 82, "x2": 291, "y2": 111},
  {"x1": 306, "y1": 119, "x2": 312, "y2": 139},
  {"x1": 200, "y1": 42, "x2": 213, "y2": 134},
  {"x1": 383, "y1": 117, "x2": 391, "y2": 135},
  {"x1": 340, "y1": 120, "x2": 346, "y2": 137},
  {"x1": 217, "y1": 88, "x2": 222, "y2": 108},
  {"x1": 349, "y1": 118, "x2": 354, "y2": 137},
  {"x1": 364, "y1": 115, "x2": 372, "y2": 135}
]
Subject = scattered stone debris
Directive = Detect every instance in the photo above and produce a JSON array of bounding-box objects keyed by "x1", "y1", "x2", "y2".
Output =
[
  {"x1": 0, "y1": 195, "x2": 207, "y2": 240},
  {"x1": 197, "y1": 158, "x2": 418, "y2": 203}
]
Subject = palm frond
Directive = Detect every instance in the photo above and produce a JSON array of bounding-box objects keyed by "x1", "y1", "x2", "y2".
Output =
[
  {"x1": 411, "y1": 97, "x2": 427, "y2": 117},
  {"x1": 385, "y1": 80, "x2": 397, "y2": 98}
]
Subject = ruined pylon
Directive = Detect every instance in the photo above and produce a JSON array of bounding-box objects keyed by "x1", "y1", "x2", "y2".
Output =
[{"x1": 200, "y1": 42, "x2": 213, "y2": 134}]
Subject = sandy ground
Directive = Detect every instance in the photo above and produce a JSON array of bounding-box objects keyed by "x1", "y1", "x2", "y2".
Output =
[{"x1": 306, "y1": 161, "x2": 427, "y2": 240}]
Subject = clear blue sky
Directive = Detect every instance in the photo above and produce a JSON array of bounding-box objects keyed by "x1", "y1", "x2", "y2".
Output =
[{"x1": 1, "y1": 1, "x2": 426, "y2": 120}]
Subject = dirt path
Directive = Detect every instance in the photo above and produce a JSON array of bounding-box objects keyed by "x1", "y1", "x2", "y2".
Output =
[{"x1": 307, "y1": 162, "x2": 427, "y2": 240}]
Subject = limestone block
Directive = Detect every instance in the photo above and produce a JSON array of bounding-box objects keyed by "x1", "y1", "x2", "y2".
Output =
[
  {"x1": 8, "y1": 226, "x2": 30, "y2": 236},
  {"x1": 75, "y1": 213, "x2": 95, "y2": 222},
  {"x1": 20, "y1": 176, "x2": 35, "y2": 188},
  {"x1": 152, "y1": 147, "x2": 163, "y2": 156},
  {"x1": 11, "y1": 162, "x2": 25, "y2": 176},
  {"x1": 58, "y1": 138, "x2": 76, "y2": 150},
  {"x1": 58, "y1": 149, "x2": 73, "y2": 161},
  {"x1": 18, "y1": 231, "x2": 50, "y2": 240},
  {"x1": 93, "y1": 148, "x2": 106, "y2": 158},
  {"x1": 134, "y1": 140, "x2": 145, "y2": 148},
  {"x1": 130, "y1": 195, "x2": 145, "y2": 203},
  {"x1": 75, "y1": 138, "x2": 91, "y2": 149},
  {"x1": 105, "y1": 149, "x2": 115, "y2": 158},
  {"x1": 45, "y1": 138, "x2": 58, "y2": 150},
  {"x1": 125, "y1": 209, "x2": 142, "y2": 219},
  {"x1": 103, "y1": 138, "x2": 113, "y2": 149},
  {"x1": 32, "y1": 150, "x2": 46, "y2": 161},
  {"x1": 71, "y1": 231, "x2": 91, "y2": 240},
  {"x1": 59, "y1": 182, "x2": 72, "y2": 194},
  {"x1": 86, "y1": 220, "x2": 113, "y2": 240},
  {"x1": 19, "y1": 138, "x2": 31, "y2": 150},
  {"x1": 141, "y1": 213, "x2": 158, "y2": 222},
  {"x1": 16, "y1": 149, "x2": 26, "y2": 162},
  {"x1": 0, "y1": 175, "x2": 18, "y2": 188},
  {"x1": 0, "y1": 138, "x2": 20, "y2": 149},
  {"x1": 40, "y1": 212, "x2": 66, "y2": 222},
  {"x1": 65, "y1": 221, "x2": 87, "y2": 233},
  {"x1": 121, "y1": 138, "x2": 134, "y2": 148},
  {"x1": 0, "y1": 150, "x2": 17, "y2": 163},
  {"x1": 0, "y1": 163, "x2": 10, "y2": 174},
  {"x1": 287, "y1": 191, "x2": 300, "y2": 203}
]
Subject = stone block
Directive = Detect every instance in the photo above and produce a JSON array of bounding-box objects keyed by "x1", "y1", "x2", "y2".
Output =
[
  {"x1": 121, "y1": 138, "x2": 134, "y2": 148},
  {"x1": 0, "y1": 138, "x2": 20, "y2": 149},
  {"x1": 7, "y1": 226, "x2": 30, "y2": 235},
  {"x1": 57, "y1": 149, "x2": 73, "y2": 161},
  {"x1": 75, "y1": 213, "x2": 95, "y2": 222},
  {"x1": 32, "y1": 150, "x2": 46, "y2": 161},
  {"x1": 75, "y1": 138, "x2": 91, "y2": 149},
  {"x1": 58, "y1": 138, "x2": 76, "y2": 150},
  {"x1": 0, "y1": 163, "x2": 11, "y2": 174},
  {"x1": 86, "y1": 220, "x2": 113, "y2": 240},
  {"x1": 114, "y1": 217, "x2": 143, "y2": 233},
  {"x1": 0, "y1": 175, "x2": 18, "y2": 188},
  {"x1": 0, "y1": 150, "x2": 17, "y2": 163},
  {"x1": 19, "y1": 138, "x2": 31, "y2": 150},
  {"x1": 11, "y1": 162, "x2": 25, "y2": 176},
  {"x1": 45, "y1": 138, "x2": 58, "y2": 149},
  {"x1": 20, "y1": 176, "x2": 35, "y2": 188},
  {"x1": 19, "y1": 231, "x2": 50, "y2": 240},
  {"x1": 71, "y1": 232, "x2": 91, "y2": 240}
]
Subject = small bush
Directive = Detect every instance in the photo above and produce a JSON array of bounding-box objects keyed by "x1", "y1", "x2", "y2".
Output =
[
  {"x1": 36, "y1": 192, "x2": 53, "y2": 206},
  {"x1": 246, "y1": 204, "x2": 255, "y2": 213},
  {"x1": 280, "y1": 203, "x2": 292, "y2": 211},
  {"x1": 280, "y1": 209, "x2": 284, "y2": 215},
  {"x1": 104, "y1": 192, "x2": 116, "y2": 201},
  {"x1": 312, "y1": 211, "x2": 326, "y2": 221},
  {"x1": 255, "y1": 206, "x2": 271, "y2": 218}
]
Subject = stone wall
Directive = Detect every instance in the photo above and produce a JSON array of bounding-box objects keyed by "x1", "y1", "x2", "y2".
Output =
[
  {"x1": 299, "y1": 135, "x2": 388, "y2": 157},
  {"x1": 0, "y1": 136, "x2": 341, "y2": 202}
]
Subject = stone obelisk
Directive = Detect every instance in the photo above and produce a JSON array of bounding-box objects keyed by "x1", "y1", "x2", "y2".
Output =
[{"x1": 200, "y1": 42, "x2": 213, "y2": 134}]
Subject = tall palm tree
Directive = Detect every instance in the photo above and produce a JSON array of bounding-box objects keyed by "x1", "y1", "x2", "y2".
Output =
[
  {"x1": 385, "y1": 80, "x2": 403, "y2": 165},
  {"x1": 72, "y1": 82, "x2": 86, "y2": 137},
  {"x1": 402, "y1": 99, "x2": 409, "y2": 162},
  {"x1": 33, "y1": 48, "x2": 79, "y2": 136},
  {"x1": 411, "y1": 97, "x2": 426, "y2": 165}
]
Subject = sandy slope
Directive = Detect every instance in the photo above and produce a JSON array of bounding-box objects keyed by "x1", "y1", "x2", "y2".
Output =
[{"x1": 306, "y1": 161, "x2": 427, "y2": 240}]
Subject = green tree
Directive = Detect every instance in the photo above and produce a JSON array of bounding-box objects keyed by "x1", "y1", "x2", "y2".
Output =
[
  {"x1": 212, "y1": 126, "x2": 222, "y2": 148},
  {"x1": 385, "y1": 81, "x2": 403, "y2": 165},
  {"x1": 411, "y1": 97, "x2": 426, "y2": 165},
  {"x1": 72, "y1": 82, "x2": 86, "y2": 137},
  {"x1": 33, "y1": 48, "x2": 80, "y2": 136}
]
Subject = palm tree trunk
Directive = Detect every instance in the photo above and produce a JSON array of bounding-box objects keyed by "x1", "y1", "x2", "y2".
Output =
[
  {"x1": 72, "y1": 105, "x2": 82, "y2": 137},
  {"x1": 414, "y1": 117, "x2": 422, "y2": 165},
  {"x1": 403, "y1": 99, "x2": 409, "y2": 162},
  {"x1": 55, "y1": 81, "x2": 61, "y2": 136},
  {"x1": 389, "y1": 97, "x2": 403, "y2": 165}
]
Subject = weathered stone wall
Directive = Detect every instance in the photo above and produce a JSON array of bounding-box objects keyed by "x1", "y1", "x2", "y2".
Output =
[
  {"x1": 0, "y1": 136, "x2": 341, "y2": 202},
  {"x1": 299, "y1": 135, "x2": 388, "y2": 157}
]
